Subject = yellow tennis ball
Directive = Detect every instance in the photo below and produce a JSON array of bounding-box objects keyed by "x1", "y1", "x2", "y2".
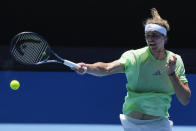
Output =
[{"x1": 10, "y1": 80, "x2": 20, "y2": 90}]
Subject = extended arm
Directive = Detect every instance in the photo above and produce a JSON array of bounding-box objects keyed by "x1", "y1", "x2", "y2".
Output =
[
  {"x1": 75, "y1": 60, "x2": 124, "y2": 76},
  {"x1": 85, "y1": 61, "x2": 124, "y2": 76}
]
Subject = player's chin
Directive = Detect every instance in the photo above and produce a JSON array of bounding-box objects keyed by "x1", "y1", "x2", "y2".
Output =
[{"x1": 149, "y1": 45, "x2": 158, "y2": 50}]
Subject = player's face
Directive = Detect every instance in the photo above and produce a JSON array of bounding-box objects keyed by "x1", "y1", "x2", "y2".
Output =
[{"x1": 145, "y1": 31, "x2": 167, "y2": 52}]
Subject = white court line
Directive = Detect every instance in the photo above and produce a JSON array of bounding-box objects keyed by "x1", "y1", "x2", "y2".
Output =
[{"x1": 0, "y1": 124, "x2": 195, "y2": 131}]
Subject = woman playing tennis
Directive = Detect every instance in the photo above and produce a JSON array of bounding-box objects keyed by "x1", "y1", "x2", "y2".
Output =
[{"x1": 74, "y1": 8, "x2": 191, "y2": 131}]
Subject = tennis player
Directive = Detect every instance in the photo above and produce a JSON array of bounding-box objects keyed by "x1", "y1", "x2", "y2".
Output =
[{"x1": 74, "y1": 8, "x2": 191, "y2": 131}]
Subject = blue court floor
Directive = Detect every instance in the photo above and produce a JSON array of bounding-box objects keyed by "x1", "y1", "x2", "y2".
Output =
[{"x1": 0, "y1": 124, "x2": 195, "y2": 131}]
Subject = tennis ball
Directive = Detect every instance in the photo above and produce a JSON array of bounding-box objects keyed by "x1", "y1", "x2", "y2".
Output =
[
  {"x1": 10, "y1": 80, "x2": 20, "y2": 90},
  {"x1": 42, "y1": 52, "x2": 46, "y2": 56}
]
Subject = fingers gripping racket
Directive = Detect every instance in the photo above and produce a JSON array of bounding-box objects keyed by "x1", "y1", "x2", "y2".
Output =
[{"x1": 10, "y1": 32, "x2": 80, "y2": 68}]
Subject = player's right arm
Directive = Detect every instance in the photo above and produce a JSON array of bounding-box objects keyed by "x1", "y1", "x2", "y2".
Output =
[{"x1": 75, "y1": 61, "x2": 124, "y2": 76}]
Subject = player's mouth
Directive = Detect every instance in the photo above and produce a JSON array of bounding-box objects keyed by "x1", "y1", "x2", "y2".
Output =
[
  {"x1": 148, "y1": 43, "x2": 156, "y2": 47},
  {"x1": 149, "y1": 43, "x2": 156, "y2": 46}
]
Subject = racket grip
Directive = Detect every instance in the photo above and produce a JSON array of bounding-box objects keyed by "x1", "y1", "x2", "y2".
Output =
[{"x1": 63, "y1": 60, "x2": 80, "y2": 68}]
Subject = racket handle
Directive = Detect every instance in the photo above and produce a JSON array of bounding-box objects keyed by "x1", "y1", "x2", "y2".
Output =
[{"x1": 63, "y1": 60, "x2": 80, "y2": 68}]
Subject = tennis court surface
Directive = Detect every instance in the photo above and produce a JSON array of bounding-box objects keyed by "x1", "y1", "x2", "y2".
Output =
[{"x1": 0, "y1": 124, "x2": 196, "y2": 131}]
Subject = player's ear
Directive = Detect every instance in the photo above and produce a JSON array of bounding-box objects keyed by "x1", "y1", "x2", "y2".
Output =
[{"x1": 164, "y1": 36, "x2": 168, "y2": 44}]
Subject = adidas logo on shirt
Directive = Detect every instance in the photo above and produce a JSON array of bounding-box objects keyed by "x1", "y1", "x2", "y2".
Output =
[{"x1": 153, "y1": 70, "x2": 161, "y2": 75}]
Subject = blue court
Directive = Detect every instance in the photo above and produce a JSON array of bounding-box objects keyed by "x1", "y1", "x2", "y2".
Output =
[{"x1": 0, "y1": 71, "x2": 195, "y2": 130}]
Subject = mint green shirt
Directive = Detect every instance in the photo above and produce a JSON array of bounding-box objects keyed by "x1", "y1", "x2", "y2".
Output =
[{"x1": 118, "y1": 46, "x2": 188, "y2": 118}]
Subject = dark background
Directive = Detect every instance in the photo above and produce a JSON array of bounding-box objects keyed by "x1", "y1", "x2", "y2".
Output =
[
  {"x1": 0, "y1": 0, "x2": 196, "y2": 72},
  {"x1": 0, "y1": 0, "x2": 195, "y2": 48}
]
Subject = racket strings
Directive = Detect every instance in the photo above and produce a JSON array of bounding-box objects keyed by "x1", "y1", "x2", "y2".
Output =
[
  {"x1": 12, "y1": 35, "x2": 34, "y2": 64},
  {"x1": 12, "y1": 34, "x2": 39, "y2": 64},
  {"x1": 11, "y1": 33, "x2": 49, "y2": 64},
  {"x1": 26, "y1": 34, "x2": 47, "y2": 63},
  {"x1": 35, "y1": 36, "x2": 49, "y2": 63},
  {"x1": 17, "y1": 34, "x2": 36, "y2": 64}
]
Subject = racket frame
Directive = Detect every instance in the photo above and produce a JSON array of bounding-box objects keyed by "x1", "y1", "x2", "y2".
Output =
[{"x1": 10, "y1": 32, "x2": 80, "y2": 68}]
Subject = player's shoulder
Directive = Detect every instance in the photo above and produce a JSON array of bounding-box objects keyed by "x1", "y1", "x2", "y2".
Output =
[
  {"x1": 166, "y1": 50, "x2": 183, "y2": 63},
  {"x1": 121, "y1": 46, "x2": 148, "y2": 58},
  {"x1": 133, "y1": 46, "x2": 148, "y2": 54},
  {"x1": 125, "y1": 46, "x2": 148, "y2": 56},
  {"x1": 166, "y1": 50, "x2": 181, "y2": 59},
  {"x1": 121, "y1": 46, "x2": 148, "y2": 62}
]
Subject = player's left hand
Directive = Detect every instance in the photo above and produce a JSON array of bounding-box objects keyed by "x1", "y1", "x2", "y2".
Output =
[{"x1": 165, "y1": 55, "x2": 177, "y2": 75}]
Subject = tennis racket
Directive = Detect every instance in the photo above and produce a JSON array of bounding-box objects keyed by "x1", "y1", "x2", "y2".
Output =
[{"x1": 10, "y1": 32, "x2": 80, "y2": 69}]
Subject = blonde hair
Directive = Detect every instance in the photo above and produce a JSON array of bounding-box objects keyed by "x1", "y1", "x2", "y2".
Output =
[{"x1": 144, "y1": 8, "x2": 170, "y2": 31}]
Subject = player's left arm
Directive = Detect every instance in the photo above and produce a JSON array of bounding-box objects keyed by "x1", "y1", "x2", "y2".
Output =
[
  {"x1": 166, "y1": 55, "x2": 191, "y2": 106},
  {"x1": 169, "y1": 75, "x2": 191, "y2": 106}
]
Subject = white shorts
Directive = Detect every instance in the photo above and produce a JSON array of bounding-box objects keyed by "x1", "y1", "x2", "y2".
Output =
[{"x1": 120, "y1": 114, "x2": 173, "y2": 131}]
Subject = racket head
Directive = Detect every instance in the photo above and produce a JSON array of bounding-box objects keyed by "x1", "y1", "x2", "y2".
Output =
[{"x1": 10, "y1": 32, "x2": 52, "y2": 65}]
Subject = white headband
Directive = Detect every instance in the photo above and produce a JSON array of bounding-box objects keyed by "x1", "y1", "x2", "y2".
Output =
[{"x1": 145, "y1": 24, "x2": 167, "y2": 36}]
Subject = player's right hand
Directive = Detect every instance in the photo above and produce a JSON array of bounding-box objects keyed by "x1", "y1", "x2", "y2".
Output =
[{"x1": 72, "y1": 62, "x2": 87, "y2": 75}]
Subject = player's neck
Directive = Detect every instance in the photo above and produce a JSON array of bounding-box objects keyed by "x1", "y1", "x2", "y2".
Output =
[{"x1": 150, "y1": 48, "x2": 166, "y2": 60}]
